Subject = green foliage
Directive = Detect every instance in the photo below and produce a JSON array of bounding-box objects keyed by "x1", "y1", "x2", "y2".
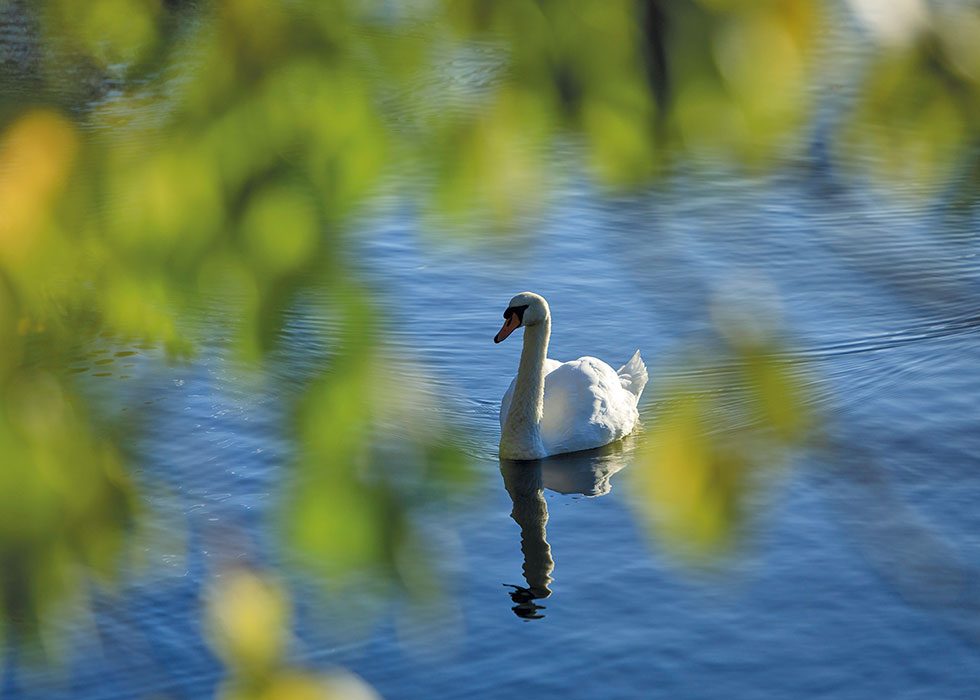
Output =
[
  {"x1": 206, "y1": 568, "x2": 380, "y2": 699},
  {"x1": 285, "y1": 293, "x2": 471, "y2": 596},
  {"x1": 843, "y1": 3, "x2": 980, "y2": 189},
  {"x1": 0, "y1": 369, "x2": 135, "y2": 645},
  {"x1": 666, "y1": 0, "x2": 822, "y2": 163},
  {"x1": 632, "y1": 329, "x2": 811, "y2": 560}
]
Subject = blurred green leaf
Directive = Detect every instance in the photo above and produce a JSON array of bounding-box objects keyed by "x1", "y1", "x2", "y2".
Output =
[
  {"x1": 0, "y1": 370, "x2": 136, "y2": 644},
  {"x1": 206, "y1": 568, "x2": 382, "y2": 700},
  {"x1": 632, "y1": 333, "x2": 811, "y2": 560},
  {"x1": 842, "y1": 3, "x2": 980, "y2": 190},
  {"x1": 284, "y1": 292, "x2": 472, "y2": 597}
]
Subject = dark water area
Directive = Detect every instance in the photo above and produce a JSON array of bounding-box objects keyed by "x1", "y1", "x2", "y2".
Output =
[{"x1": 4, "y1": 7, "x2": 980, "y2": 700}]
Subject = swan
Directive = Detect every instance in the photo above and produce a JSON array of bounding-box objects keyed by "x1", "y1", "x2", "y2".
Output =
[{"x1": 495, "y1": 292, "x2": 648, "y2": 460}]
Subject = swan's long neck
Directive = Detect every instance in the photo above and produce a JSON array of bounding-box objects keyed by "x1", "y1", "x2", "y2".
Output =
[{"x1": 501, "y1": 317, "x2": 550, "y2": 458}]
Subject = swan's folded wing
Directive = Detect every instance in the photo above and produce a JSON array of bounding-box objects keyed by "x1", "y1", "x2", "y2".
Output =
[{"x1": 540, "y1": 357, "x2": 636, "y2": 454}]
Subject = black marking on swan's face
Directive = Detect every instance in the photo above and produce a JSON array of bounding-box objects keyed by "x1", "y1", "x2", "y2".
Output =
[{"x1": 503, "y1": 304, "x2": 529, "y2": 324}]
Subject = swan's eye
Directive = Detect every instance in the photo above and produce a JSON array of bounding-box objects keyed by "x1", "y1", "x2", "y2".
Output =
[{"x1": 503, "y1": 304, "x2": 529, "y2": 322}]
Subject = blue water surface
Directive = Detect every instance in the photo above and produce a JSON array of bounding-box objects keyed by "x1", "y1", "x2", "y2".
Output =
[{"x1": 3, "y1": 7, "x2": 980, "y2": 700}]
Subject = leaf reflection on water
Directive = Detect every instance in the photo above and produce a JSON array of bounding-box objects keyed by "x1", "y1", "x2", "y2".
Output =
[{"x1": 499, "y1": 437, "x2": 633, "y2": 620}]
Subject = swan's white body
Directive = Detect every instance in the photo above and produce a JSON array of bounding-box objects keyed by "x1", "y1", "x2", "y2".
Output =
[{"x1": 496, "y1": 292, "x2": 647, "y2": 460}]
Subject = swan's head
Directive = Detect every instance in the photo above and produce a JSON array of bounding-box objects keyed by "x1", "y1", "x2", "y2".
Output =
[{"x1": 494, "y1": 292, "x2": 550, "y2": 344}]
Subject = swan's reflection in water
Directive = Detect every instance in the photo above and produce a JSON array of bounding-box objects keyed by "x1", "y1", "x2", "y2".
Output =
[{"x1": 499, "y1": 437, "x2": 634, "y2": 619}]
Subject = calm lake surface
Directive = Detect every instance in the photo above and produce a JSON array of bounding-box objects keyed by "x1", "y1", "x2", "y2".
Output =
[{"x1": 4, "y1": 10, "x2": 980, "y2": 700}]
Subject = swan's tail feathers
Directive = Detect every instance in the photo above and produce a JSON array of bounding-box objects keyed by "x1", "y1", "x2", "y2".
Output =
[{"x1": 618, "y1": 350, "x2": 648, "y2": 401}]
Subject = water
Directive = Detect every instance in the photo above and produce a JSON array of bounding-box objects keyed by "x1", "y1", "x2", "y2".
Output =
[
  {"x1": 6, "y1": 167, "x2": 979, "y2": 699},
  {"x1": 4, "y1": 10, "x2": 980, "y2": 700}
]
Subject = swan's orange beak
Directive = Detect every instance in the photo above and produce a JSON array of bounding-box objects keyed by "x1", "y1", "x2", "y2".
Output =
[{"x1": 494, "y1": 314, "x2": 521, "y2": 344}]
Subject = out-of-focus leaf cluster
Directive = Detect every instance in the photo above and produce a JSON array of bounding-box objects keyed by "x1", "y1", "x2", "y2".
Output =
[
  {"x1": 843, "y1": 1, "x2": 980, "y2": 190},
  {"x1": 285, "y1": 294, "x2": 471, "y2": 597},
  {"x1": 632, "y1": 327, "x2": 811, "y2": 560},
  {"x1": 0, "y1": 0, "x2": 403, "y2": 645},
  {"x1": 665, "y1": 0, "x2": 822, "y2": 164},
  {"x1": 0, "y1": 109, "x2": 137, "y2": 645},
  {"x1": 0, "y1": 366, "x2": 135, "y2": 647},
  {"x1": 434, "y1": 0, "x2": 825, "y2": 208},
  {"x1": 206, "y1": 569, "x2": 380, "y2": 700}
]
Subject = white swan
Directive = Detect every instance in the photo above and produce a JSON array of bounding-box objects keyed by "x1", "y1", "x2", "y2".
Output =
[{"x1": 495, "y1": 292, "x2": 648, "y2": 460}]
